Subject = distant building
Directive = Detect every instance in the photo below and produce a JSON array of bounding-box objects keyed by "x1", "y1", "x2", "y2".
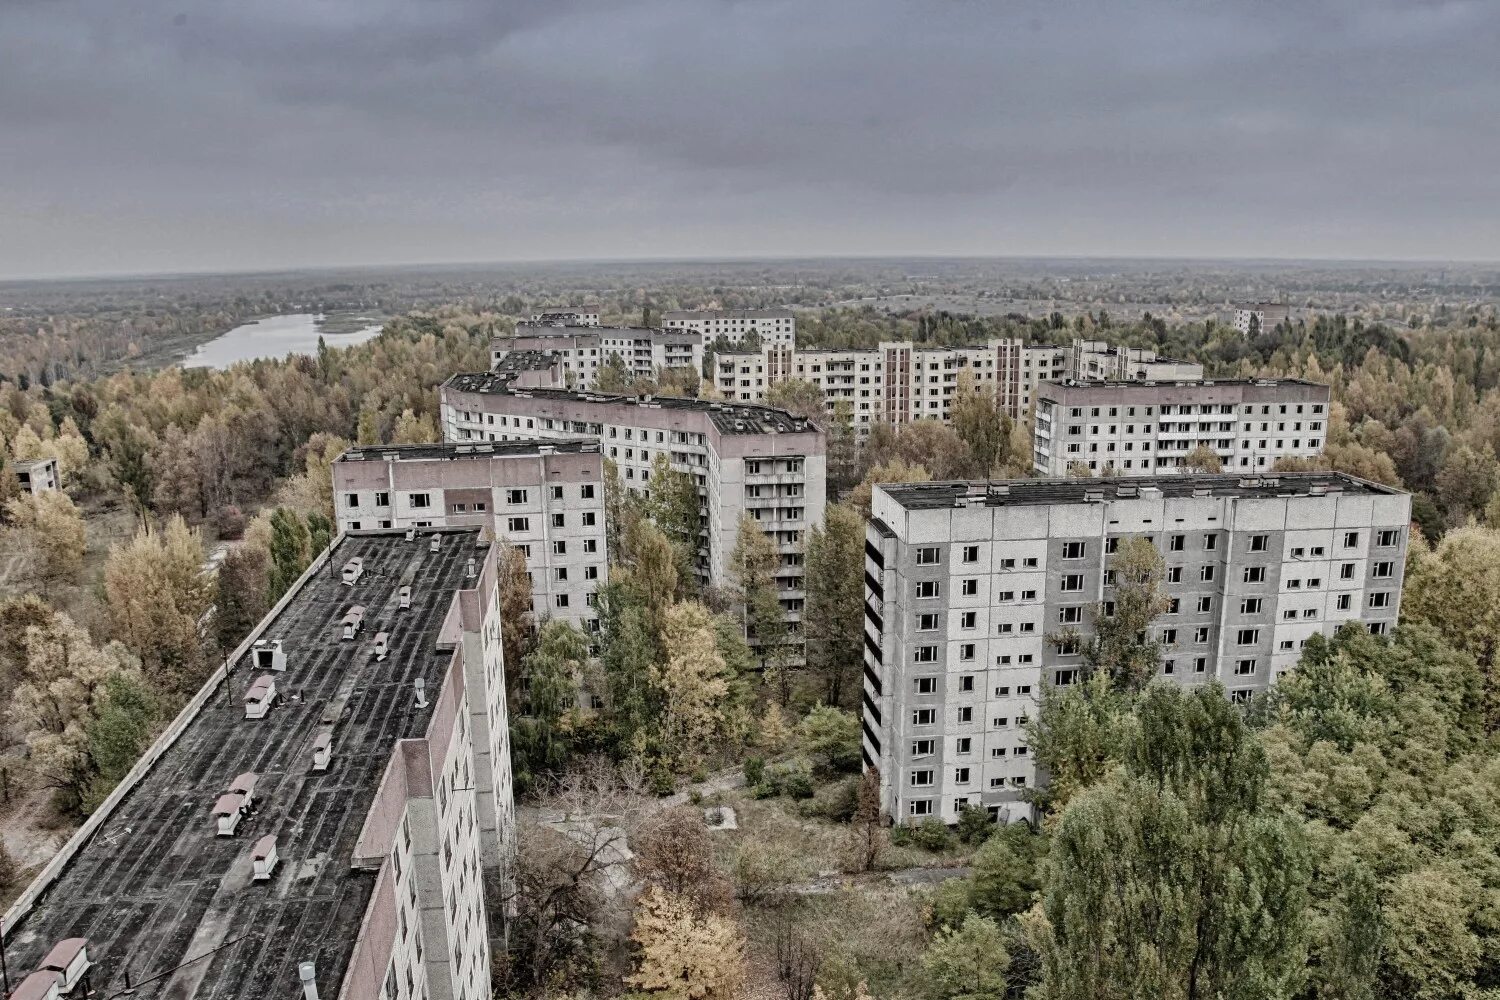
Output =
[
  {"x1": 863, "y1": 474, "x2": 1411, "y2": 825},
  {"x1": 1033, "y1": 378, "x2": 1331, "y2": 477},
  {"x1": 491, "y1": 324, "x2": 703, "y2": 391},
  {"x1": 711, "y1": 339, "x2": 1078, "y2": 434},
  {"x1": 12, "y1": 456, "x2": 59, "y2": 495},
  {"x1": 440, "y1": 373, "x2": 826, "y2": 646},
  {"x1": 1234, "y1": 304, "x2": 1292, "y2": 336},
  {"x1": 2, "y1": 529, "x2": 513, "y2": 1000},
  {"x1": 661, "y1": 308, "x2": 796, "y2": 347},
  {"x1": 333, "y1": 441, "x2": 609, "y2": 635},
  {"x1": 1069, "y1": 340, "x2": 1203, "y2": 381},
  {"x1": 531, "y1": 309, "x2": 599, "y2": 327}
]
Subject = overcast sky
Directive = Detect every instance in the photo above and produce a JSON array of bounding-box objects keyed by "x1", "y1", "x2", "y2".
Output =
[{"x1": 1, "y1": 0, "x2": 1496, "y2": 279}]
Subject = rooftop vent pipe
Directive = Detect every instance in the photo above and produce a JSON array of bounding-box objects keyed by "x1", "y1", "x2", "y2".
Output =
[
  {"x1": 299, "y1": 961, "x2": 319, "y2": 1000},
  {"x1": 414, "y1": 677, "x2": 428, "y2": 709}
]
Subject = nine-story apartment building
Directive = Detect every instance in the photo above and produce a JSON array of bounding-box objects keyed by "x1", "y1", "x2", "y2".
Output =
[{"x1": 861, "y1": 473, "x2": 1411, "y2": 826}]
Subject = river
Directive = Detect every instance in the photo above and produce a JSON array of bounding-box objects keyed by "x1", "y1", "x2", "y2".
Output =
[{"x1": 179, "y1": 313, "x2": 385, "y2": 369}]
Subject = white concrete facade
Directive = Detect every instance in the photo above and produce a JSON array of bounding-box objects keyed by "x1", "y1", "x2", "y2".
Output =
[
  {"x1": 862, "y1": 475, "x2": 1411, "y2": 827},
  {"x1": 491, "y1": 325, "x2": 703, "y2": 391},
  {"x1": 332, "y1": 442, "x2": 608, "y2": 636},
  {"x1": 439, "y1": 376, "x2": 827, "y2": 645},
  {"x1": 662, "y1": 308, "x2": 796, "y2": 347},
  {"x1": 1033, "y1": 379, "x2": 1332, "y2": 477}
]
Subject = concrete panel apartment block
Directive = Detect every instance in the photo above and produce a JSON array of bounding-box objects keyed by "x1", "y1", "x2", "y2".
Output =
[{"x1": 861, "y1": 474, "x2": 1410, "y2": 827}]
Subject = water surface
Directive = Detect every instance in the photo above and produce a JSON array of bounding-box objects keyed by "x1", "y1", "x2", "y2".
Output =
[{"x1": 181, "y1": 313, "x2": 384, "y2": 369}]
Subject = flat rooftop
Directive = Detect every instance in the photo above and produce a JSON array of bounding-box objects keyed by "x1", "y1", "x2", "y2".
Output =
[
  {"x1": 336, "y1": 439, "x2": 599, "y2": 463},
  {"x1": 1040, "y1": 377, "x2": 1329, "y2": 390},
  {"x1": 879, "y1": 472, "x2": 1401, "y2": 510},
  {"x1": 662, "y1": 308, "x2": 793, "y2": 319},
  {"x1": 443, "y1": 373, "x2": 818, "y2": 435},
  {"x1": 4, "y1": 530, "x2": 485, "y2": 999}
]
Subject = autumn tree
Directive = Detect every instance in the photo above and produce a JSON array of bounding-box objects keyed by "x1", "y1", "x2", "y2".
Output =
[
  {"x1": 496, "y1": 543, "x2": 537, "y2": 698},
  {"x1": 766, "y1": 378, "x2": 827, "y2": 422},
  {"x1": 10, "y1": 609, "x2": 148, "y2": 811},
  {"x1": 3, "y1": 490, "x2": 87, "y2": 592},
  {"x1": 850, "y1": 456, "x2": 932, "y2": 519},
  {"x1": 651, "y1": 601, "x2": 735, "y2": 768},
  {"x1": 103, "y1": 515, "x2": 215, "y2": 699},
  {"x1": 1180, "y1": 444, "x2": 1224, "y2": 474},
  {"x1": 803, "y1": 502, "x2": 865, "y2": 706},
  {"x1": 391, "y1": 407, "x2": 438, "y2": 445},
  {"x1": 626, "y1": 885, "x2": 747, "y2": 1000},
  {"x1": 635, "y1": 808, "x2": 732, "y2": 914}
]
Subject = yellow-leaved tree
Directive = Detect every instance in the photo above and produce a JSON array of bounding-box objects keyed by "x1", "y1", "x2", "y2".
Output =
[
  {"x1": 103, "y1": 515, "x2": 215, "y2": 700},
  {"x1": 651, "y1": 601, "x2": 734, "y2": 769},
  {"x1": 625, "y1": 885, "x2": 746, "y2": 1000}
]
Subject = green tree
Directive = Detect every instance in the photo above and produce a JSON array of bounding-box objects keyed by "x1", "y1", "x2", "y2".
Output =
[
  {"x1": 921, "y1": 915, "x2": 1010, "y2": 1000},
  {"x1": 1048, "y1": 536, "x2": 1169, "y2": 690},
  {"x1": 511, "y1": 620, "x2": 587, "y2": 794},
  {"x1": 804, "y1": 503, "x2": 865, "y2": 707},
  {"x1": 595, "y1": 354, "x2": 632, "y2": 393},
  {"x1": 83, "y1": 671, "x2": 158, "y2": 812},
  {"x1": 1037, "y1": 683, "x2": 1311, "y2": 1000},
  {"x1": 1026, "y1": 669, "x2": 1132, "y2": 814},
  {"x1": 645, "y1": 454, "x2": 701, "y2": 586},
  {"x1": 730, "y1": 513, "x2": 789, "y2": 694},
  {"x1": 949, "y1": 369, "x2": 1015, "y2": 477},
  {"x1": 796, "y1": 704, "x2": 862, "y2": 775},
  {"x1": 267, "y1": 507, "x2": 312, "y2": 599},
  {"x1": 651, "y1": 602, "x2": 735, "y2": 769}
]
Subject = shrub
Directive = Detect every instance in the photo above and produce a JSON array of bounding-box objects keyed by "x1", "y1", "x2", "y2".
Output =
[
  {"x1": 732, "y1": 840, "x2": 808, "y2": 903},
  {"x1": 797, "y1": 704, "x2": 863, "y2": 775},
  {"x1": 216, "y1": 504, "x2": 247, "y2": 540},
  {"x1": 778, "y1": 764, "x2": 815, "y2": 800},
  {"x1": 744, "y1": 755, "x2": 766, "y2": 786},
  {"x1": 955, "y1": 803, "x2": 996, "y2": 845},
  {"x1": 911, "y1": 818, "x2": 954, "y2": 852},
  {"x1": 800, "y1": 776, "x2": 861, "y2": 823}
]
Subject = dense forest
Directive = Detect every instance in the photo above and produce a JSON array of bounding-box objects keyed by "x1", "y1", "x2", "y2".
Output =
[{"x1": 1, "y1": 279, "x2": 1499, "y2": 999}]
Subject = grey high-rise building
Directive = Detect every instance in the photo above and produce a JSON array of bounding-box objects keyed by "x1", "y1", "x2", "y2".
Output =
[{"x1": 862, "y1": 473, "x2": 1411, "y2": 826}]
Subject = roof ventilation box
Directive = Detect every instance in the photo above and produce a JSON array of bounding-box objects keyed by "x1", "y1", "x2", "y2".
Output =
[
  {"x1": 342, "y1": 607, "x2": 366, "y2": 640},
  {"x1": 373, "y1": 632, "x2": 390, "y2": 661},
  {"x1": 414, "y1": 677, "x2": 429, "y2": 709},
  {"x1": 252, "y1": 639, "x2": 287, "y2": 672},
  {"x1": 213, "y1": 793, "x2": 247, "y2": 836},
  {"x1": 244, "y1": 676, "x2": 278, "y2": 719},
  {"x1": 429, "y1": 534, "x2": 441, "y2": 553},
  {"x1": 405, "y1": 526, "x2": 416, "y2": 543},
  {"x1": 252, "y1": 835, "x2": 279, "y2": 881},
  {"x1": 311, "y1": 732, "x2": 333, "y2": 772},
  {"x1": 40, "y1": 938, "x2": 91, "y2": 993},
  {"x1": 341, "y1": 558, "x2": 364, "y2": 586},
  {"x1": 10, "y1": 970, "x2": 61, "y2": 1000}
]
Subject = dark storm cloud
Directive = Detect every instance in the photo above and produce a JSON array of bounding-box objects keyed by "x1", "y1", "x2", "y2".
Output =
[{"x1": 0, "y1": 0, "x2": 1496, "y2": 277}]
